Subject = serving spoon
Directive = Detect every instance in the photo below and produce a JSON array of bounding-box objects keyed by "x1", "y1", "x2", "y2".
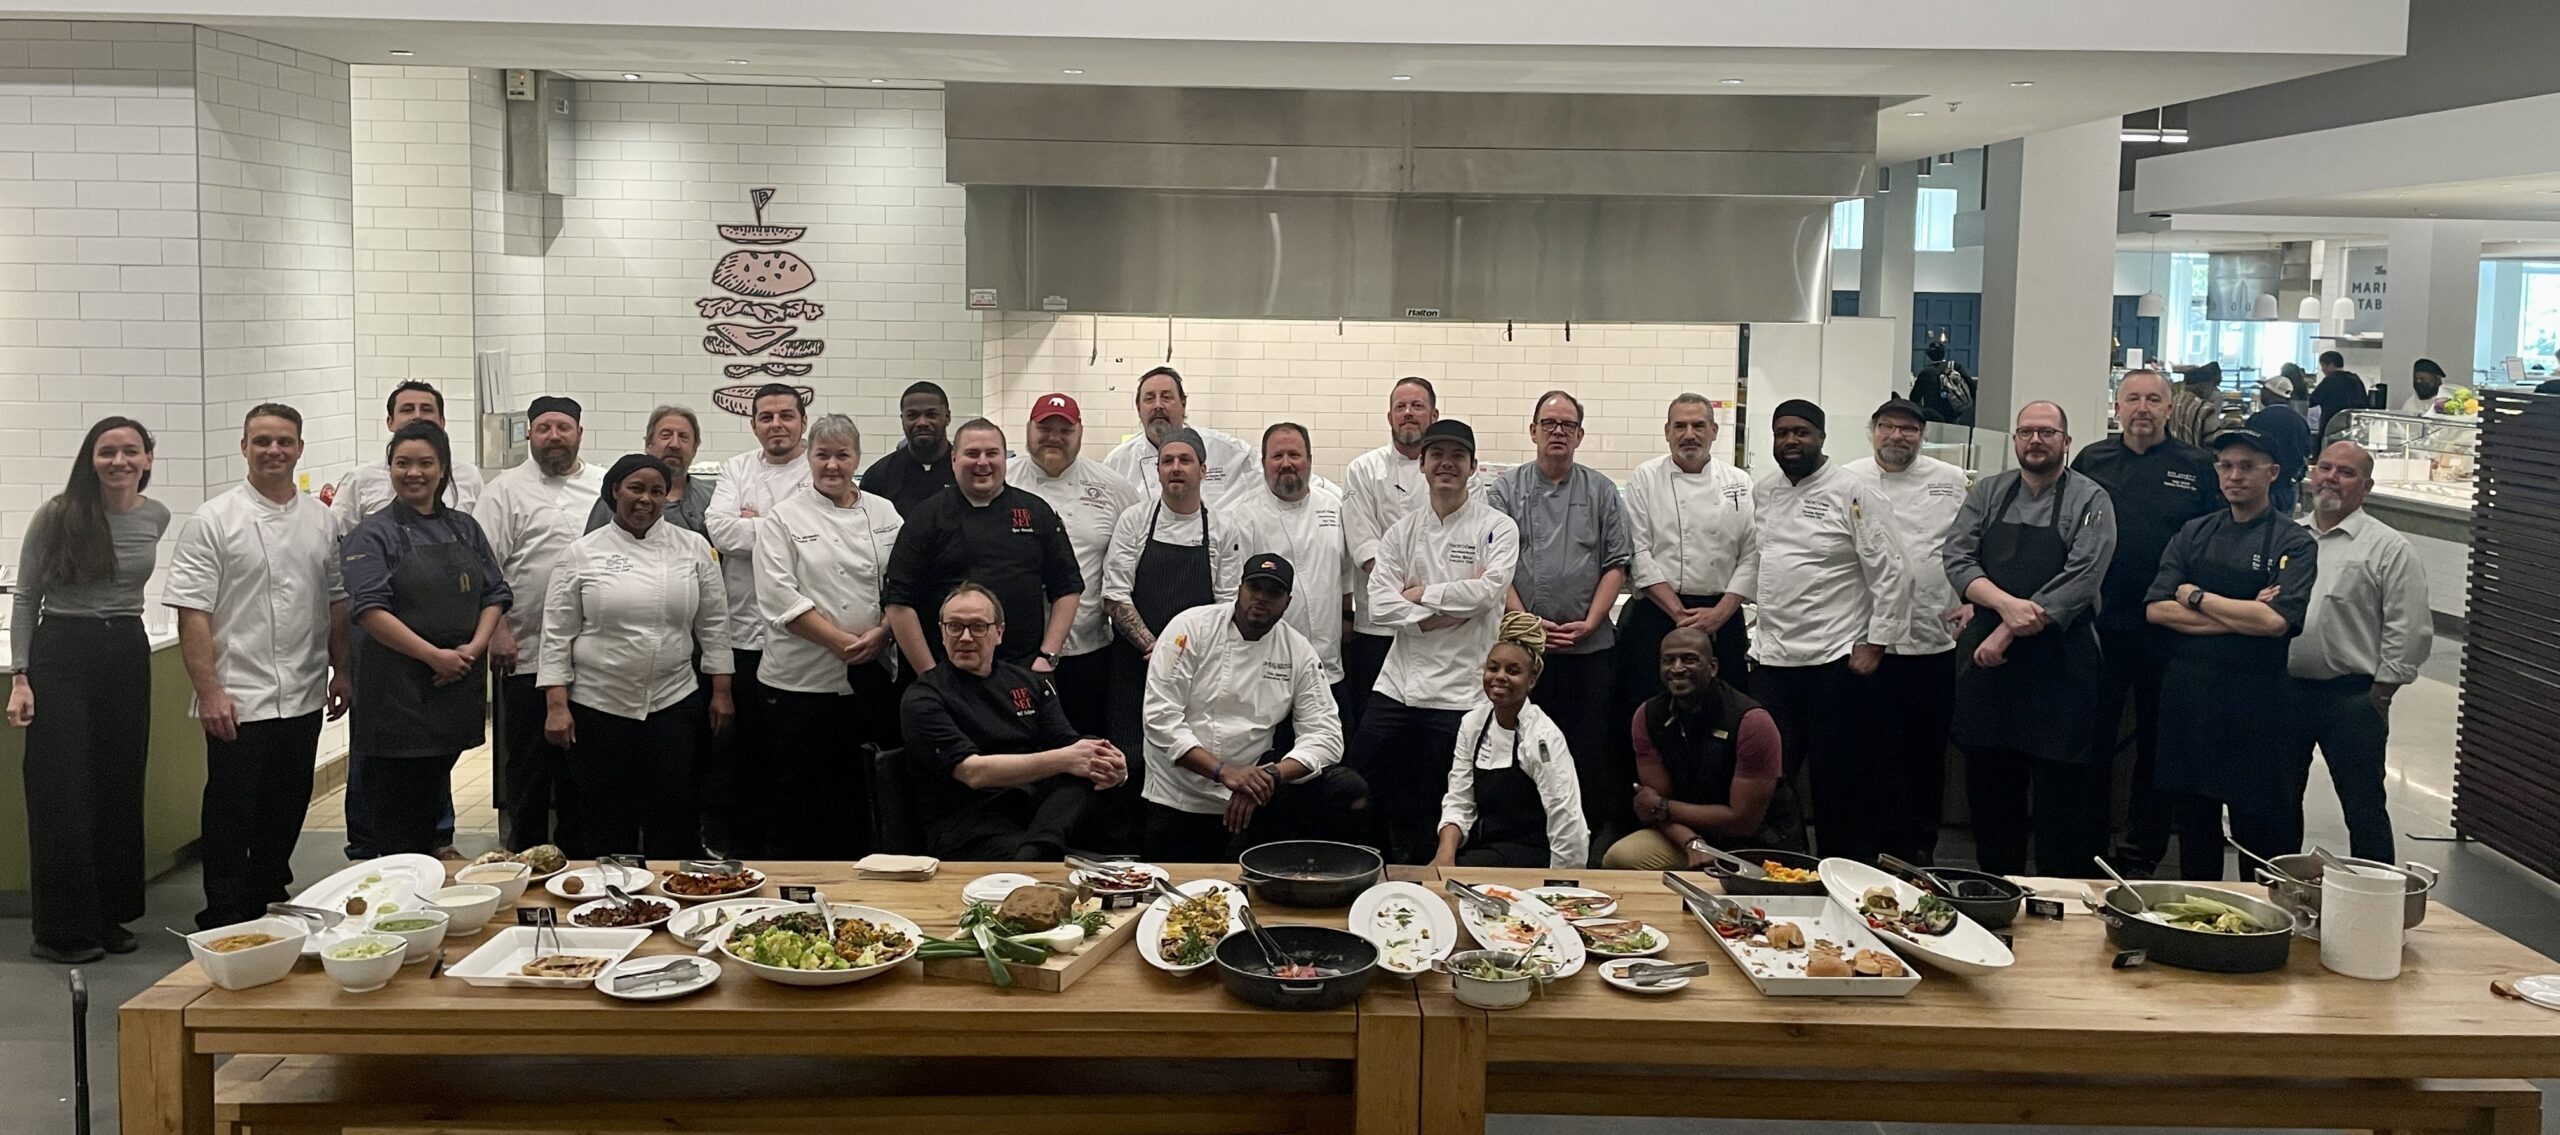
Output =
[{"x1": 2092, "y1": 856, "x2": 2149, "y2": 915}]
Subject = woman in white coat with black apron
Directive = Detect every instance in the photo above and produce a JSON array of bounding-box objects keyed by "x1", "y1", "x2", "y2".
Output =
[
  {"x1": 1429, "y1": 613, "x2": 1590, "y2": 869},
  {"x1": 1099, "y1": 428, "x2": 1241, "y2": 850}
]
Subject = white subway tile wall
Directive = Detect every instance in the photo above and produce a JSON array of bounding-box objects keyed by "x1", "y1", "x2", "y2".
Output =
[
  {"x1": 543, "y1": 81, "x2": 978, "y2": 463},
  {"x1": 983, "y1": 315, "x2": 1741, "y2": 481},
  {"x1": 466, "y1": 66, "x2": 545, "y2": 454},
  {"x1": 349, "y1": 64, "x2": 474, "y2": 480}
]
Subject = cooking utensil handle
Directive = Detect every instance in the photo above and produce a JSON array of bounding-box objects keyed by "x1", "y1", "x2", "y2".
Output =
[
  {"x1": 1279, "y1": 983, "x2": 1323, "y2": 994},
  {"x1": 1875, "y1": 853, "x2": 1946, "y2": 895},
  {"x1": 2401, "y1": 861, "x2": 2441, "y2": 886}
]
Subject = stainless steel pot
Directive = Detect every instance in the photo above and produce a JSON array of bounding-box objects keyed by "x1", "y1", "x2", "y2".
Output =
[{"x1": 2259, "y1": 854, "x2": 2435, "y2": 936}]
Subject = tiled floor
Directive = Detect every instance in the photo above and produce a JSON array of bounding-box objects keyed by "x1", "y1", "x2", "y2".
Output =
[{"x1": 7, "y1": 635, "x2": 2557, "y2": 1135}]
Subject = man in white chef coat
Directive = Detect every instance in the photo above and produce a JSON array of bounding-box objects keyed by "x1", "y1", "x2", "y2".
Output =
[
  {"x1": 1341, "y1": 377, "x2": 1441, "y2": 732},
  {"x1": 1009, "y1": 392, "x2": 1138, "y2": 738},
  {"x1": 1102, "y1": 366, "x2": 1257, "y2": 507},
  {"x1": 166, "y1": 402, "x2": 351, "y2": 930},
  {"x1": 479, "y1": 396, "x2": 605, "y2": 851},
  {"x1": 1343, "y1": 419, "x2": 1521, "y2": 864},
  {"x1": 1844, "y1": 396, "x2": 1970, "y2": 865},
  {"x1": 1739, "y1": 398, "x2": 1913, "y2": 865},
  {"x1": 1141, "y1": 553, "x2": 1369, "y2": 862},
  {"x1": 332, "y1": 380, "x2": 485, "y2": 535},
  {"x1": 703, "y1": 383, "x2": 817, "y2": 856},
  {"x1": 1223, "y1": 422, "x2": 1353, "y2": 716},
  {"x1": 1613, "y1": 392, "x2": 1757, "y2": 808}
]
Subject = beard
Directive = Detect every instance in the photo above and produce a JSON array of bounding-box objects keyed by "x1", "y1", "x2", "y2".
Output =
[
  {"x1": 1775, "y1": 451, "x2": 1823, "y2": 479},
  {"x1": 534, "y1": 445, "x2": 578, "y2": 476},
  {"x1": 1144, "y1": 416, "x2": 1177, "y2": 444},
  {"x1": 2018, "y1": 450, "x2": 2061, "y2": 475},
  {"x1": 1392, "y1": 423, "x2": 1425, "y2": 447},
  {"x1": 1272, "y1": 472, "x2": 1306, "y2": 498}
]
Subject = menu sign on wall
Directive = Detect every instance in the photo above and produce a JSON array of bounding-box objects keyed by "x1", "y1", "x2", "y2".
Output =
[{"x1": 2344, "y1": 248, "x2": 2387, "y2": 336}]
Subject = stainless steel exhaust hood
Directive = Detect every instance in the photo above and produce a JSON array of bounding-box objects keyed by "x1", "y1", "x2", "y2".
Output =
[{"x1": 950, "y1": 85, "x2": 1877, "y2": 324}]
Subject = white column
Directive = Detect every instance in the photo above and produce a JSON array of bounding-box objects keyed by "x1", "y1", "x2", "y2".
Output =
[
  {"x1": 1858, "y1": 163, "x2": 1918, "y2": 367},
  {"x1": 2382, "y1": 219, "x2": 2484, "y2": 387},
  {"x1": 1977, "y1": 119, "x2": 2121, "y2": 434}
]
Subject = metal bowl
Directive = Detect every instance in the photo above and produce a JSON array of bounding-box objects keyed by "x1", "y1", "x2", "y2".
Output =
[{"x1": 2260, "y1": 854, "x2": 2434, "y2": 934}]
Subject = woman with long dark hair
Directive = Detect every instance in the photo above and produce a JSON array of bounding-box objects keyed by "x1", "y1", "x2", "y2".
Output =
[
  {"x1": 8, "y1": 417, "x2": 168, "y2": 963},
  {"x1": 340, "y1": 420, "x2": 511, "y2": 856}
]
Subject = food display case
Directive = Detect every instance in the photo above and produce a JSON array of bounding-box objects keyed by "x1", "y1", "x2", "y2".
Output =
[{"x1": 2337, "y1": 408, "x2": 2475, "y2": 542}]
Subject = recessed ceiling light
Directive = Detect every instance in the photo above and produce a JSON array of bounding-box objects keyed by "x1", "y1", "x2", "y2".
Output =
[
  {"x1": 1905, "y1": 110, "x2": 1927, "y2": 117},
  {"x1": 388, "y1": 49, "x2": 413, "y2": 57},
  {"x1": 1719, "y1": 78, "x2": 1744, "y2": 85},
  {"x1": 868, "y1": 78, "x2": 887, "y2": 84},
  {"x1": 1061, "y1": 68, "x2": 1084, "y2": 75},
  {"x1": 1390, "y1": 75, "x2": 1412, "y2": 81},
  {"x1": 2009, "y1": 80, "x2": 2034, "y2": 87},
  {"x1": 622, "y1": 73, "x2": 641, "y2": 81},
  {"x1": 727, "y1": 59, "x2": 750, "y2": 65}
]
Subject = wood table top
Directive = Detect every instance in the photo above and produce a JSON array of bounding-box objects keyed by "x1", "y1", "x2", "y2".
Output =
[{"x1": 1435, "y1": 867, "x2": 2560, "y2": 1079}]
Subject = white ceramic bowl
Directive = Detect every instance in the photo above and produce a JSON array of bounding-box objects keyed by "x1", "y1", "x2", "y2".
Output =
[
  {"x1": 184, "y1": 917, "x2": 308, "y2": 991},
  {"x1": 424, "y1": 884, "x2": 503, "y2": 935},
  {"x1": 366, "y1": 908, "x2": 451, "y2": 964},
  {"x1": 453, "y1": 861, "x2": 532, "y2": 906},
  {"x1": 320, "y1": 933, "x2": 407, "y2": 993},
  {"x1": 718, "y1": 903, "x2": 924, "y2": 988},
  {"x1": 1442, "y1": 949, "x2": 1541, "y2": 1010}
]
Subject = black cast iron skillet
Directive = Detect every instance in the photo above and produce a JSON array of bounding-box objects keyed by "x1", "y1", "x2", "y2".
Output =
[
  {"x1": 1212, "y1": 924, "x2": 1377, "y2": 1011},
  {"x1": 1237, "y1": 840, "x2": 1384, "y2": 909}
]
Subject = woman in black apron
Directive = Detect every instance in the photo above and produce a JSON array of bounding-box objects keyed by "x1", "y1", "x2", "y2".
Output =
[
  {"x1": 1430, "y1": 613, "x2": 1591, "y2": 869},
  {"x1": 1952, "y1": 471, "x2": 2109, "y2": 876},
  {"x1": 341, "y1": 420, "x2": 510, "y2": 857}
]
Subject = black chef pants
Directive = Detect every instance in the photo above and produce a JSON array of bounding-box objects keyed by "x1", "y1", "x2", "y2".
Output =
[
  {"x1": 22, "y1": 615, "x2": 151, "y2": 954},
  {"x1": 1344, "y1": 695, "x2": 1466, "y2": 865},
  {"x1": 1048, "y1": 647, "x2": 1112, "y2": 739},
  {"x1": 1963, "y1": 745, "x2": 2107, "y2": 877},
  {"x1": 759, "y1": 688, "x2": 869, "y2": 861},
  {"x1": 1532, "y1": 646, "x2": 1622, "y2": 841},
  {"x1": 496, "y1": 671, "x2": 573, "y2": 853},
  {"x1": 563, "y1": 696, "x2": 705, "y2": 861},
  {"x1": 2292, "y1": 674, "x2": 2395, "y2": 864},
  {"x1": 197, "y1": 711, "x2": 323, "y2": 930},
  {"x1": 1869, "y1": 650, "x2": 1957, "y2": 865},
  {"x1": 2093, "y1": 622, "x2": 2174, "y2": 875},
  {"x1": 927, "y1": 775, "x2": 1096, "y2": 862},
  {"x1": 341, "y1": 746, "x2": 453, "y2": 859},
  {"x1": 1340, "y1": 632, "x2": 1392, "y2": 732},
  {"x1": 1144, "y1": 766, "x2": 1374, "y2": 863},
  {"x1": 349, "y1": 751, "x2": 461, "y2": 858},
  {"x1": 2166, "y1": 792, "x2": 2298, "y2": 882},
  {"x1": 704, "y1": 648, "x2": 767, "y2": 857},
  {"x1": 1752, "y1": 658, "x2": 1879, "y2": 863}
]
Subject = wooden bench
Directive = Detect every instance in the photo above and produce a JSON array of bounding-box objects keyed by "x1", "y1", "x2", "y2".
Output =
[{"x1": 214, "y1": 1053, "x2": 1355, "y2": 1135}]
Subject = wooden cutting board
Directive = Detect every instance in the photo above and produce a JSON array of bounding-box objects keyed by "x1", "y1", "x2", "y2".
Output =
[{"x1": 919, "y1": 907, "x2": 1143, "y2": 992}]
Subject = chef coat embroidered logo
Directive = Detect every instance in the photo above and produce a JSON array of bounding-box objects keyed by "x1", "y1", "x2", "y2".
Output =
[
  {"x1": 1723, "y1": 485, "x2": 1748, "y2": 506},
  {"x1": 1262, "y1": 661, "x2": 1292, "y2": 681},
  {"x1": 792, "y1": 532, "x2": 820, "y2": 544},
  {"x1": 1316, "y1": 509, "x2": 1340, "y2": 528},
  {"x1": 1800, "y1": 500, "x2": 1833, "y2": 521},
  {"x1": 1927, "y1": 483, "x2": 1961, "y2": 498},
  {"x1": 1009, "y1": 507, "x2": 1032, "y2": 532},
  {"x1": 2165, "y1": 470, "x2": 2199, "y2": 491},
  {"x1": 600, "y1": 553, "x2": 636, "y2": 573},
  {"x1": 1008, "y1": 686, "x2": 1034, "y2": 714},
  {"x1": 1172, "y1": 633, "x2": 1190, "y2": 655}
]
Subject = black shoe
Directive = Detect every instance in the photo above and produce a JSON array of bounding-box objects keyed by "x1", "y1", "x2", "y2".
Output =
[
  {"x1": 102, "y1": 926, "x2": 138, "y2": 954},
  {"x1": 31, "y1": 941, "x2": 105, "y2": 965}
]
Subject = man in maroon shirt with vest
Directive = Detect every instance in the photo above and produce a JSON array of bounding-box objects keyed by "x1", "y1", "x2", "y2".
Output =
[{"x1": 1601, "y1": 626, "x2": 1800, "y2": 869}]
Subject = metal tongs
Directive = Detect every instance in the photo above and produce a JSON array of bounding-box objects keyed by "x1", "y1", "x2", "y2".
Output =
[
  {"x1": 266, "y1": 902, "x2": 346, "y2": 933},
  {"x1": 1687, "y1": 841, "x2": 1768, "y2": 881},
  {"x1": 679, "y1": 857, "x2": 744, "y2": 875},
  {"x1": 1444, "y1": 878, "x2": 1511, "y2": 918},
  {"x1": 1614, "y1": 959, "x2": 1714, "y2": 987},
  {"x1": 1661, "y1": 871, "x2": 1768, "y2": 935},
  {"x1": 612, "y1": 957, "x2": 704, "y2": 993}
]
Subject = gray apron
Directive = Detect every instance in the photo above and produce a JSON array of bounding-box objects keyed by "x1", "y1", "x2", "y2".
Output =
[
  {"x1": 351, "y1": 510, "x2": 492, "y2": 759},
  {"x1": 1951, "y1": 474, "x2": 2104, "y2": 763}
]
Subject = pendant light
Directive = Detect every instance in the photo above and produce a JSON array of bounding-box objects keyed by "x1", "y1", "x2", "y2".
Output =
[
  {"x1": 2136, "y1": 232, "x2": 2166, "y2": 318},
  {"x1": 2251, "y1": 292, "x2": 2278, "y2": 320},
  {"x1": 2331, "y1": 296, "x2": 2356, "y2": 323},
  {"x1": 2297, "y1": 295, "x2": 2322, "y2": 321}
]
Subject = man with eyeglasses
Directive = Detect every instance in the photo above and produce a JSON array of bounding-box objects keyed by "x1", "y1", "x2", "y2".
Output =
[
  {"x1": 2071, "y1": 368, "x2": 2222, "y2": 877},
  {"x1": 1488, "y1": 390, "x2": 1630, "y2": 839},
  {"x1": 2144, "y1": 427, "x2": 2318, "y2": 880},
  {"x1": 1844, "y1": 396, "x2": 1968, "y2": 865},
  {"x1": 900, "y1": 583, "x2": 1126, "y2": 860},
  {"x1": 1943, "y1": 401, "x2": 2118, "y2": 875}
]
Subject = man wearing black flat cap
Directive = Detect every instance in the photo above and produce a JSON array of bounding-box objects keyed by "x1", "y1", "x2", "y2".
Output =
[
  {"x1": 1736, "y1": 398, "x2": 1911, "y2": 865},
  {"x1": 2145, "y1": 426, "x2": 2317, "y2": 880},
  {"x1": 477, "y1": 395, "x2": 603, "y2": 850}
]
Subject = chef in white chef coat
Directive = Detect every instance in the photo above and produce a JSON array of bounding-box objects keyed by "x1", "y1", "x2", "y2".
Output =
[
  {"x1": 1343, "y1": 419, "x2": 1521, "y2": 865},
  {"x1": 1139, "y1": 553, "x2": 1368, "y2": 862},
  {"x1": 1844, "y1": 396, "x2": 1970, "y2": 865},
  {"x1": 753, "y1": 413, "x2": 902, "y2": 860},
  {"x1": 1222, "y1": 421, "x2": 1353, "y2": 709},
  {"x1": 331, "y1": 380, "x2": 485, "y2": 535},
  {"x1": 1738, "y1": 398, "x2": 1913, "y2": 866},
  {"x1": 476, "y1": 395, "x2": 604, "y2": 851},
  {"x1": 1617, "y1": 392, "x2": 1757, "y2": 709},
  {"x1": 1340, "y1": 377, "x2": 1441, "y2": 732},
  {"x1": 1101, "y1": 366, "x2": 1257, "y2": 507},
  {"x1": 703, "y1": 383, "x2": 815, "y2": 856},
  {"x1": 1008, "y1": 392, "x2": 1138, "y2": 739}
]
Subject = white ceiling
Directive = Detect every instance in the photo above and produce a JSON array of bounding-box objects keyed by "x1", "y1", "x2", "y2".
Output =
[{"x1": 2137, "y1": 91, "x2": 2560, "y2": 223}]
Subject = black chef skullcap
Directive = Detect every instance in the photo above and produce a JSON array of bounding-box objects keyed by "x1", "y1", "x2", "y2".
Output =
[
  {"x1": 599, "y1": 452, "x2": 674, "y2": 513},
  {"x1": 1771, "y1": 399, "x2": 1826, "y2": 432},
  {"x1": 528, "y1": 395, "x2": 583, "y2": 423}
]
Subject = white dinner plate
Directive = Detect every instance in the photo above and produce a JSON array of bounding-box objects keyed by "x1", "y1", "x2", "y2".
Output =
[
  {"x1": 545, "y1": 864, "x2": 655, "y2": 902},
  {"x1": 1819, "y1": 858, "x2": 2016, "y2": 976},
  {"x1": 1526, "y1": 886, "x2": 1619, "y2": 920},
  {"x1": 565, "y1": 895, "x2": 679, "y2": 932},
  {"x1": 1135, "y1": 878, "x2": 1246, "y2": 975},
  {"x1": 1572, "y1": 918, "x2": 1670, "y2": 959},
  {"x1": 287, "y1": 854, "x2": 447, "y2": 958},
  {"x1": 596, "y1": 956, "x2": 721, "y2": 1001},
  {"x1": 1348, "y1": 881, "x2": 1457, "y2": 977},
  {"x1": 961, "y1": 873, "x2": 1040, "y2": 906},
  {"x1": 1599, "y1": 958, "x2": 1690, "y2": 994},
  {"x1": 1455, "y1": 882, "x2": 1587, "y2": 979}
]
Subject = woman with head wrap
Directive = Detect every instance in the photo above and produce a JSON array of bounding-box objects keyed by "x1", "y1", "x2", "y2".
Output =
[
  {"x1": 537, "y1": 453, "x2": 735, "y2": 858},
  {"x1": 1427, "y1": 612, "x2": 1590, "y2": 869},
  {"x1": 340, "y1": 420, "x2": 512, "y2": 858}
]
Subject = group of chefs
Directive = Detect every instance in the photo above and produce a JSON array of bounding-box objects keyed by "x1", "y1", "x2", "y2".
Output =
[{"x1": 5, "y1": 359, "x2": 2434, "y2": 963}]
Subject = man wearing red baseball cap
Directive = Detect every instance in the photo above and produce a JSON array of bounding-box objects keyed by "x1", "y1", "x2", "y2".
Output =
[{"x1": 1008, "y1": 393, "x2": 1138, "y2": 739}]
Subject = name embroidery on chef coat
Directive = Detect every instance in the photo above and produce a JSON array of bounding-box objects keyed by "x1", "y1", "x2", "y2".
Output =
[
  {"x1": 1926, "y1": 483, "x2": 1962, "y2": 499},
  {"x1": 1262, "y1": 661, "x2": 1292, "y2": 681},
  {"x1": 1316, "y1": 509, "x2": 1341, "y2": 528},
  {"x1": 1446, "y1": 541, "x2": 1478, "y2": 565},
  {"x1": 600, "y1": 554, "x2": 636, "y2": 574},
  {"x1": 1009, "y1": 508, "x2": 1033, "y2": 533},
  {"x1": 1723, "y1": 484, "x2": 1748, "y2": 507},
  {"x1": 2164, "y1": 470, "x2": 2199, "y2": 491},
  {"x1": 1800, "y1": 500, "x2": 1833, "y2": 521}
]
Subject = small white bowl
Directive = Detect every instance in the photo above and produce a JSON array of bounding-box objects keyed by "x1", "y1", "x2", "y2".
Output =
[
  {"x1": 366, "y1": 908, "x2": 451, "y2": 964},
  {"x1": 424, "y1": 884, "x2": 503, "y2": 935},
  {"x1": 453, "y1": 861, "x2": 532, "y2": 906},
  {"x1": 184, "y1": 917, "x2": 307, "y2": 991},
  {"x1": 320, "y1": 933, "x2": 407, "y2": 993}
]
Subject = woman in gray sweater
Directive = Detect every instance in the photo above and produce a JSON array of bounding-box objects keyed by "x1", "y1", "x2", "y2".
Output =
[{"x1": 8, "y1": 417, "x2": 169, "y2": 964}]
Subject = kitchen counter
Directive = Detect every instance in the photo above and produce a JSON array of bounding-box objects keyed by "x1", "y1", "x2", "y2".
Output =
[{"x1": 0, "y1": 627, "x2": 206, "y2": 912}]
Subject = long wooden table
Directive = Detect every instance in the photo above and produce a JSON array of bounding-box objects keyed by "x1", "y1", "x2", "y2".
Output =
[{"x1": 1425, "y1": 867, "x2": 2560, "y2": 1135}]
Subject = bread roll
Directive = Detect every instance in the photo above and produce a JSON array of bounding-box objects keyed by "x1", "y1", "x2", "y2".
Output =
[{"x1": 712, "y1": 250, "x2": 816, "y2": 298}]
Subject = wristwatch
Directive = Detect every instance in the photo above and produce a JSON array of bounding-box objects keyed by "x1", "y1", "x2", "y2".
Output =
[
  {"x1": 2183, "y1": 587, "x2": 2207, "y2": 610},
  {"x1": 1035, "y1": 650, "x2": 1061, "y2": 665}
]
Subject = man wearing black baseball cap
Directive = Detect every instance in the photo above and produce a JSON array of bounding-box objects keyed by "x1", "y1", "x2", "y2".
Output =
[
  {"x1": 1139, "y1": 552, "x2": 1369, "y2": 860},
  {"x1": 1845, "y1": 395, "x2": 1970, "y2": 864},
  {"x1": 2143, "y1": 426, "x2": 2318, "y2": 879},
  {"x1": 1344, "y1": 419, "x2": 1525, "y2": 863}
]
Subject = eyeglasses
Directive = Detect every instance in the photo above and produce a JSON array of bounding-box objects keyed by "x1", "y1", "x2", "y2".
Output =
[
  {"x1": 2013, "y1": 428, "x2": 2065, "y2": 441},
  {"x1": 1535, "y1": 418, "x2": 1583, "y2": 434},
  {"x1": 939, "y1": 620, "x2": 999, "y2": 639},
  {"x1": 2213, "y1": 460, "x2": 2270, "y2": 475},
  {"x1": 1873, "y1": 421, "x2": 1923, "y2": 437}
]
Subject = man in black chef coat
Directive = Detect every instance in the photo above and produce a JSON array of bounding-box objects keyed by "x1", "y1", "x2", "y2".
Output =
[
  {"x1": 882, "y1": 419, "x2": 1084, "y2": 675},
  {"x1": 2143, "y1": 428, "x2": 2318, "y2": 880},
  {"x1": 861, "y1": 381, "x2": 958, "y2": 514},
  {"x1": 2070, "y1": 369, "x2": 2222, "y2": 877}
]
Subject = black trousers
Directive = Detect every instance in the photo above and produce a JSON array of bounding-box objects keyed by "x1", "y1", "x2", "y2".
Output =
[
  {"x1": 198, "y1": 712, "x2": 323, "y2": 930},
  {"x1": 341, "y1": 746, "x2": 453, "y2": 859},
  {"x1": 563, "y1": 697, "x2": 705, "y2": 861},
  {"x1": 1344, "y1": 695, "x2": 1466, "y2": 865},
  {"x1": 1144, "y1": 766, "x2": 1374, "y2": 863},
  {"x1": 1341, "y1": 632, "x2": 1392, "y2": 733},
  {"x1": 349, "y1": 752, "x2": 462, "y2": 858},
  {"x1": 2167, "y1": 792, "x2": 2298, "y2": 882},
  {"x1": 1963, "y1": 745, "x2": 2107, "y2": 877},
  {"x1": 1049, "y1": 648, "x2": 1112, "y2": 740},
  {"x1": 929, "y1": 775, "x2": 1096, "y2": 861},
  {"x1": 2094, "y1": 621, "x2": 2173, "y2": 872},
  {"x1": 760, "y1": 687, "x2": 869, "y2": 861},
  {"x1": 496, "y1": 671, "x2": 572, "y2": 852},
  {"x1": 705, "y1": 648, "x2": 766, "y2": 857},
  {"x1": 1532, "y1": 647, "x2": 1623, "y2": 840},
  {"x1": 1752, "y1": 658, "x2": 1879, "y2": 863},
  {"x1": 2292, "y1": 675, "x2": 2395, "y2": 863},
  {"x1": 23, "y1": 615, "x2": 151, "y2": 951},
  {"x1": 1869, "y1": 650, "x2": 1957, "y2": 865}
]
